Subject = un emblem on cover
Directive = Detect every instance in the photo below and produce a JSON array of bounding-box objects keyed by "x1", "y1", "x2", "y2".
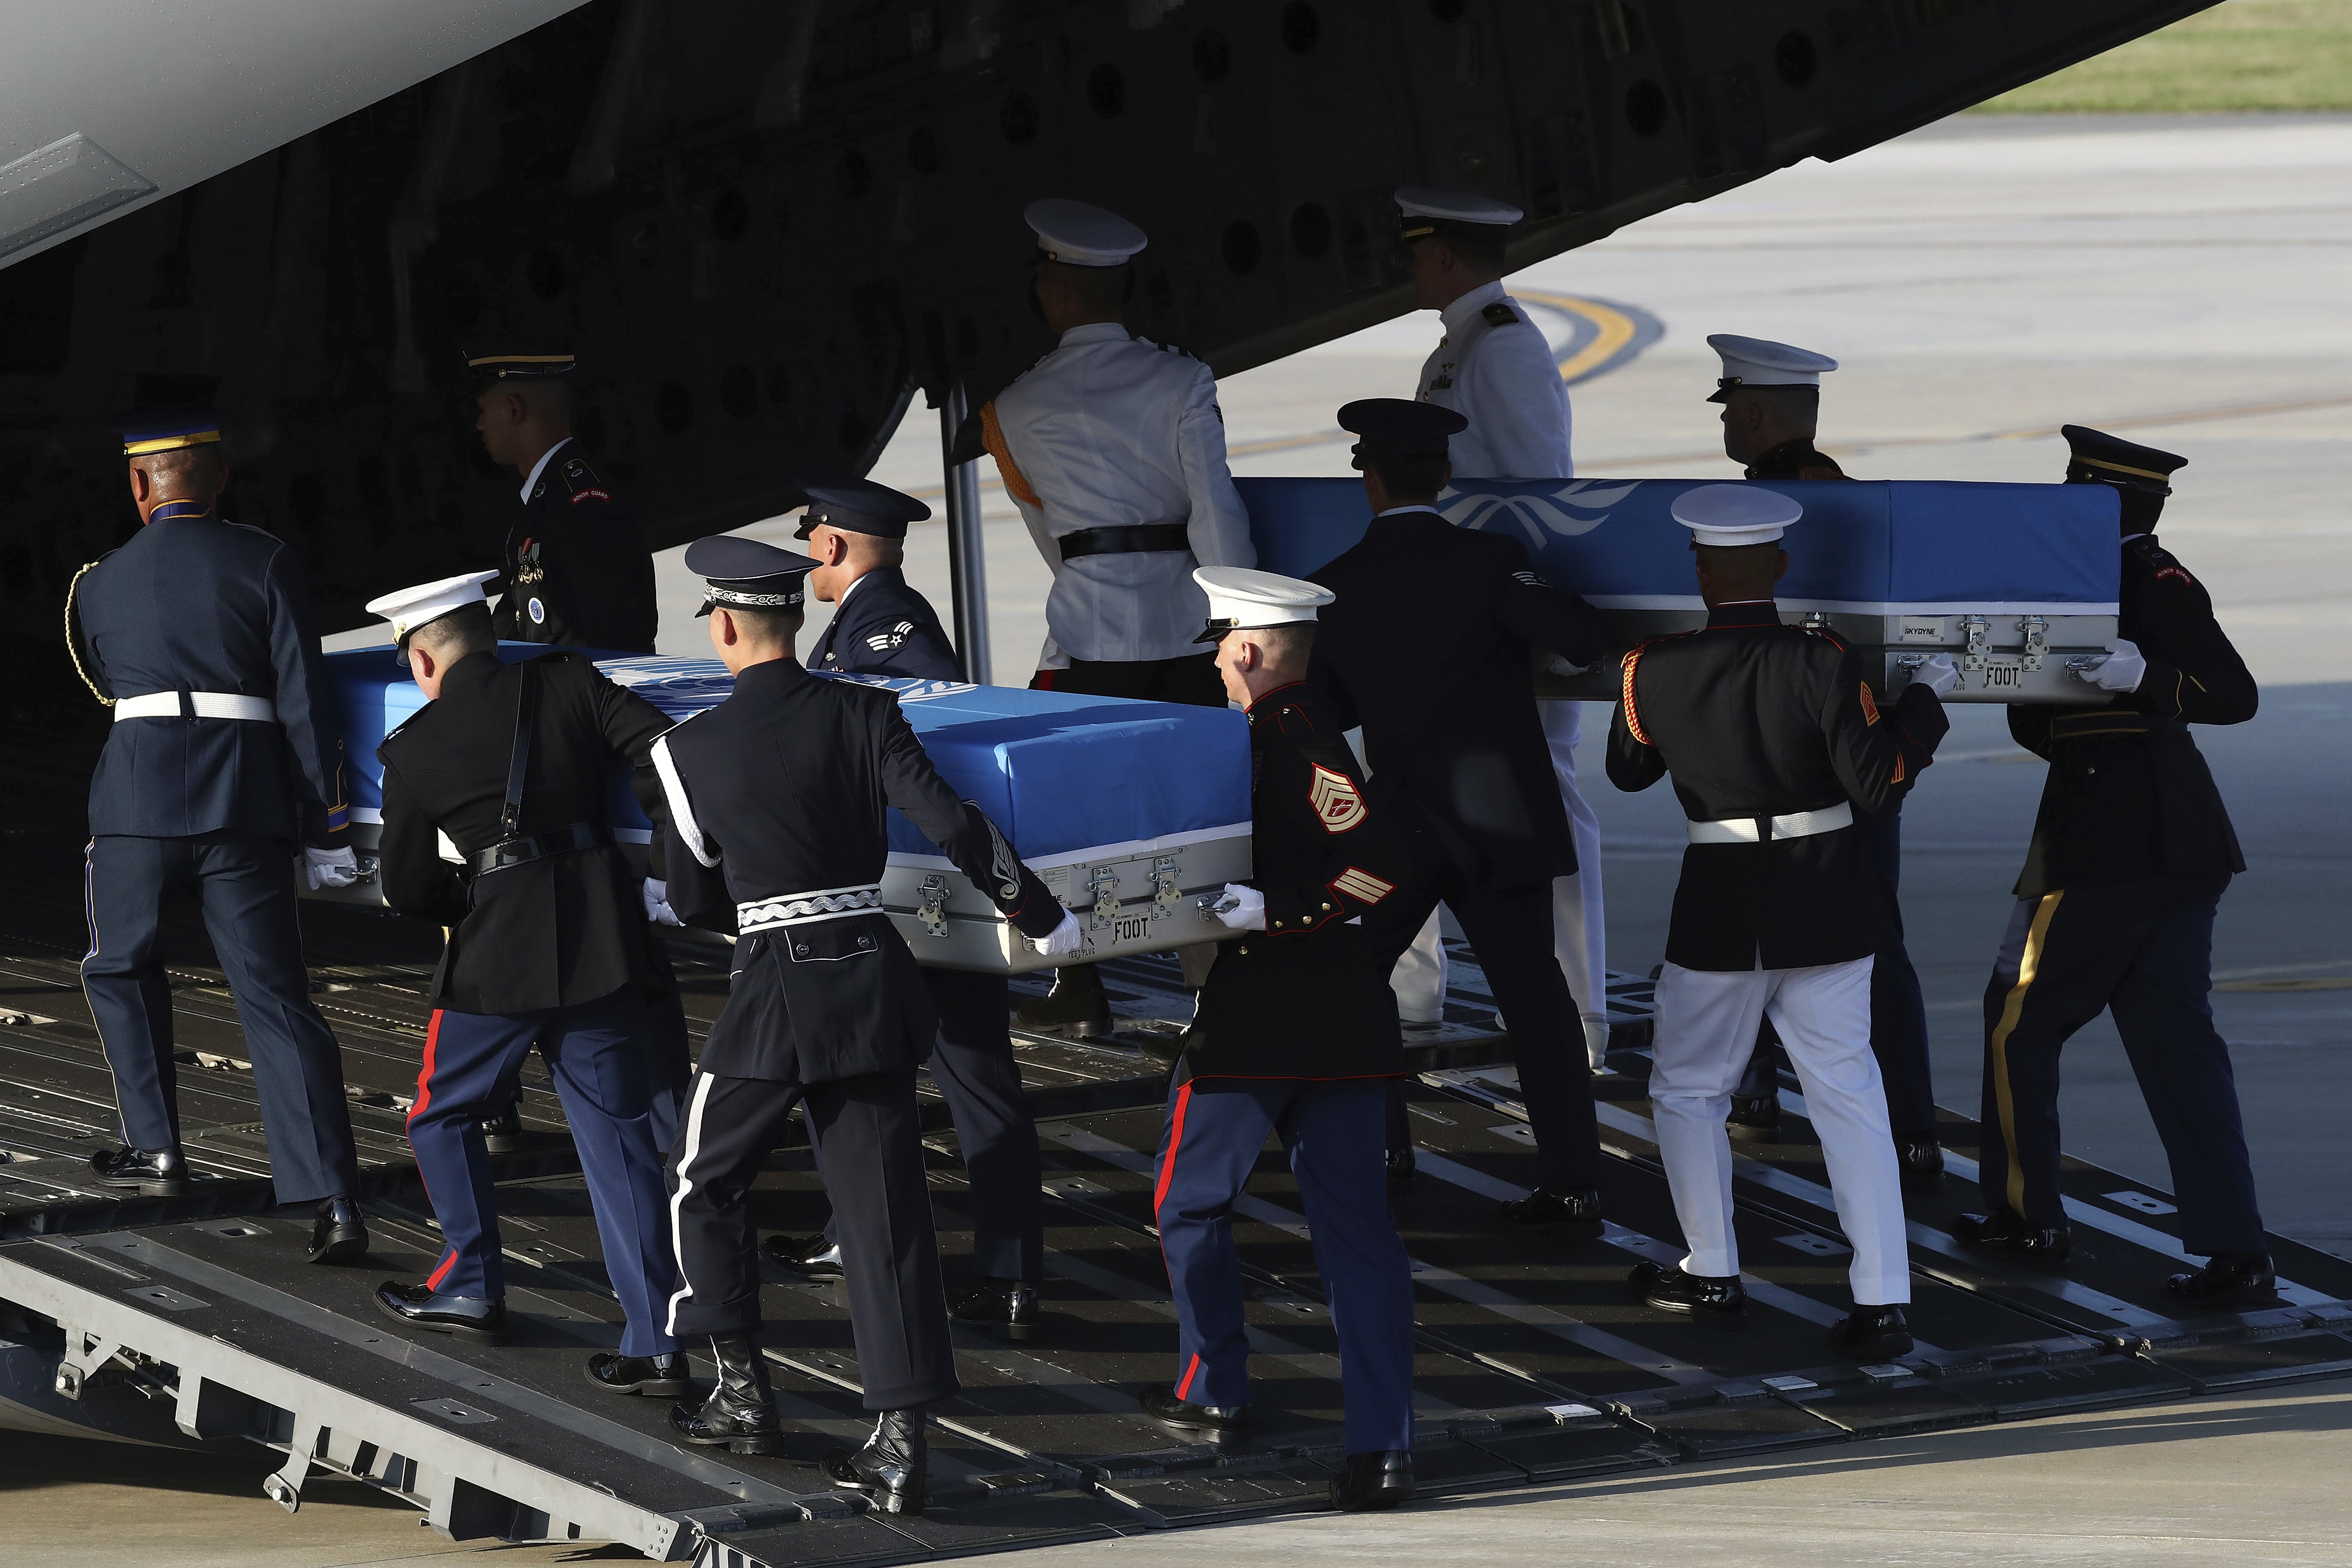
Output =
[{"x1": 1309, "y1": 764, "x2": 1366, "y2": 833}]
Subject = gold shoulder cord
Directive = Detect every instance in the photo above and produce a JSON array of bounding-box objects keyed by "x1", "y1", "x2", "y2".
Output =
[{"x1": 64, "y1": 563, "x2": 115, "y2": 707}]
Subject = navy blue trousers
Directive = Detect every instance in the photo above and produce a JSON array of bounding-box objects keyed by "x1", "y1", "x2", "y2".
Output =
[
  {"x1": 80, "y1": 834, "x2": 359, "y2": 1203},
  {"x1": 1980, "y1": 875, "x2": 2264, "y2": 1255},
  {"x1": 1153, "y1": 1077, "x2": 1415, "y2": 1455},
  {"x1": 408, "y1": 989, "x2": 680, "y2": 1355},
  {"x1": 807, "y1": 967, "x2": 1044, "y2": 1279},
  {"x1": 1733, "y1": 804, "x2": 1938, "y2": 1137}
]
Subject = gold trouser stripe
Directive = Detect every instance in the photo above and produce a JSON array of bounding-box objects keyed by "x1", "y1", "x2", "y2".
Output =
[{"x1": 1989, "y1": 891, "x2": 2065, "y2": 1216}]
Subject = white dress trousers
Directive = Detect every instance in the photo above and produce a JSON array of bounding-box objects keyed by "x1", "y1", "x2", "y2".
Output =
[{"x1": 1648, "y1": 955, "x2": 1911, "y2": 1305}]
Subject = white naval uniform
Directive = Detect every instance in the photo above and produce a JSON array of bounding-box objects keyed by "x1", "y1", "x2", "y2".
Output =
[
  {"x1": 1647, "y1": 956, "x2": 1910, "y2": 1305},
  {"x1": 983, "y1": 322, "x2": 1256, "y2": 668},
  {"x1": 1395, "y1": 279, "x2": 1606, "y2": 1063}
]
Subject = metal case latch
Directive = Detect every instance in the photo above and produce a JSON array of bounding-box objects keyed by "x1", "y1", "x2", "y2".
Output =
[
  {"x1": 2019, "y1": 615, "x2": 2049, "y2": 672},
  {"x1": 914, "y1": 874, "x2": 951, "y2": 938},
  {"x1": 1959, "y1": 614, "x2": 1991, "y2": 670},
  {"x1": 1149, "y1": 856, "x2": 1181, "y2": 918},
  {"x1": 1087, "y1": 865, "x2": 1121, "y2": 930}
]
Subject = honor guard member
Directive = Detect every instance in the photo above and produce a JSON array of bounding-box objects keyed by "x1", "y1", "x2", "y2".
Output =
[
  {"x1": 653, "y1": 537, "x2": 1082, "y2": 1512},
  {"x1": 362, "y1": 573, "x2": 687, "y2": 1388},
  {"x1": 1145, "y1": 567, "x2": 1420, "y2": 1514},
  {"x1": 1309, "y1": 399, "x2": 1610, "y2": 1229},
  {"x1": 979, "y1": 198, "x2": 1257, "y2": 1036},
  {"x1": 760, "y1": 471, "x2": 1050, "y2": 1337},
  {"x1": 1391, "y1": 187, "x2": 1609, "y2": 1087},
  {"x1": 1706, "y1": 337, "x2": 1943, "y2": 1192},
  {"x1": 67, "y1": 409, "x2": 368, "y2": 1263},
  {"x1": 1958, "y1": 429, "x2": 2271, "y2": 1303},
  {"x1": 1606, "y1": 486, "x2": 1954, "y2": 1353},
  {"x1": 470, "y1": 352, "x2": 658, "y2": 653}
]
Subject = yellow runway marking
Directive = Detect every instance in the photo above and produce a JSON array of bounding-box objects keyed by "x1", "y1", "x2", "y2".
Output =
[{"x1": 1512, "y1": 289, "x2": 1641, "y2": 384}]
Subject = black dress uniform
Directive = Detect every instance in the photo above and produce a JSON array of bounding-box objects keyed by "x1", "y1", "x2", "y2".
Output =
[
  {"x1": 1307, "y1": 403, "x2": 1608, "y2": 1211},
  {"x1": 68, "y1": 413, "x2": 362, "y2": 1215},
  {"x1": 370, "y1": 604, "x2": 683, "y2": 1366},
  {"x1": 653, "y1": 541, "x2": 1067, "y2": 1417},
  {"x1": 782, "y1": 472, "x2": 1050, "y2": 1315},
  {"x1": 1963, "y1": 429, "x2": 2268, "y2": 1292}
]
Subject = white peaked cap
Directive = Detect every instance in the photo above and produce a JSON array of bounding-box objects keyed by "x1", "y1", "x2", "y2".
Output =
[
  {"x1": 1394, "y1": 186, "x2": 1525, "y2": 228},
  {"x1": 1192, "y1": 566, "x2": 1335, "y2": 643},
  {"x1": 1707, "y1": 333, "x2": 1839, "y2": 393},
  {"x1": 1671, "y1": 484, "x2": 1803, "y2": 547},
  {"x1": 1025, "y1": 198, "x2": 1148, "y2": 266},
  {"x1": 365, "y1": 569, "x2": 500, "y2": 645}
]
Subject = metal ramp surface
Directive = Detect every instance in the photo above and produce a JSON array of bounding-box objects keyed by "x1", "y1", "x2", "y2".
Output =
[{"x1": 4, "y1": 859, "x2": 2351, "y2": 1566}]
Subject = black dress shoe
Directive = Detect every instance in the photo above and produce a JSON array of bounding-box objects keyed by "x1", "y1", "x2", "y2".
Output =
[
  {"x1": 760, "y1": 1232, "x2": 843, "y2": 1279},
  {"x1": 585, "y1": 1351, "x2": 691, "y2": 1397},
  {"x1": 2166, "y1": 1252, "x2": 2279, "y2": 1306},
  {"x1": 1501, "y1": 1185, "x2": 1604, "y2": 1236},
  {"x1": 1896, "y1": 1136, "x2": 1945, "y2": 1197},
  {"x1": 89, "y1": 1145, "x2": 189, "y2": 1197},
  {"x1": 1726, "y1": 1094, "x2": 1780, "y2": 1141},
  {"x1": 374, "y1": 1281, "x2": 507, "y2": 1345},
  {"x1": 1010, "y1": 963, "x2": 1111, "y2": 1039},
  {"x1": 949, "y1": 1280, "x2": 1039, "y2": 1339},
  {"x1": 1629, "y1": 1259, "x2": 1747, "y2": 1321},
  {"x1": 1828, "y1": 1304, "x2": 1915, "y2": 1360},
  {"x1": 1139, "y1": 1382, "x2": 1249, "y2": 1436},
  {"x1": 669, "y1": 1335, "x2": 784, "y2": 1455},
  {"x1": 1329, "y1": 1449, "x2": 1415, "y2": 1512},
  {"x1": 306, "y1": 1196, "x2": 368, "y2": 1265},
  {"x1": 823, "y1": 1407, "x2": 927, "y2": 1516},
  {"x1": 480, "y1": 1103, "x2": 524, "y2": 1154},
  {"x1": 1955, "y1": 1208, "x2": 2072, "y2": 1261},
  {"x1": 1385, "y1": 1146, "x2": 1416, "y2": 1186}
]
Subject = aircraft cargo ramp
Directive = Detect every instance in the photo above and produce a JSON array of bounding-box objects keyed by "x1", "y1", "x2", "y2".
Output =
[{"x1": 3, "y1": 820, "x2": 2350, "y2": 1567}]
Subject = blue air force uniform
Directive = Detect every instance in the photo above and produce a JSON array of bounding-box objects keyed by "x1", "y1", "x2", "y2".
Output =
[
  {"x1": 67, "y1": 413, "x2": 361, "y2": 1205},
  {"x1": 1147, "y1": 567, "x2": 1419, "y2": 1504},
  {"x1": 790, "y1": 475, "x2": 1049, "y2": 1301},
  {"x1": 365, "y1": 571, "x2": 683, "y2": 1353},
  {"x1": 1963, "y1": 430, "x2": 2268, "y2": 1287},
  {"x1": 653, "y1": 538, "x2": 1069, "y2": 1412}
]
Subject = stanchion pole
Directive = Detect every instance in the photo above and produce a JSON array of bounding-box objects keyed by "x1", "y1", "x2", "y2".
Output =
[{"x1": 939, "y1": 380, "x2": 991, "y2": 685}]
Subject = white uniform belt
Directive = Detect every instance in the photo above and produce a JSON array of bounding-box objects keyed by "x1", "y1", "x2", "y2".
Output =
[
  {"x1": 738, "y1": 883, "x2": 883, "y2": 932},
  {"x1": 113, "y1": 691, "x2": 278, "y2": 723},
  {"x1": 1686, "y1": 801, "x2": 1853, "y2": 844}
]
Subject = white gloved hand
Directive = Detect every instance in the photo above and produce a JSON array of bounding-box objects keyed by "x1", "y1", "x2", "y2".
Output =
[
  {"x1": 1914, "y1": 653, "x2": 1960, "y2": 698},
  {"x1": 1582, "y1": 1015, "x2": 1610, "y2": 1075},
  {"x1": 1032, "y1": 908, "x2": 1085, "y2": 958},
  {"x1": 1211, "y1": 883, "x2": 1267, "y2": 932},
  {"x1": 643, "y1": 878, "x2": 682, "y2": 927},
  {"x1": 1540, "y1": 651, "x2": 1589, "y2": 679},
  {"x1": 303, "y1": 846, "x2": 359, "y2": 890},
  {"x1": 2087, "y1": 638, "x2": 2147, "y2": 693}
]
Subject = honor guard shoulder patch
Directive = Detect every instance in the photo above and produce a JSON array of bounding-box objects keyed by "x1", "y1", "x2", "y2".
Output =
[
  {"x1": 1308, "y1": 764, "x2": 1367, "y2": 833},
  {"x1": 1859, "y1": 681, "x2": 1881, "y2": 725},
  {"x1": 1482, "y1": 302, "x2": 1520, "y2": 327},
  {"x1": 1329, "y1": 866, "x2": 1394, "y2": 904},
  {"x1": 1510, "y1": 568, "x2": 1550, "y2": 589}
]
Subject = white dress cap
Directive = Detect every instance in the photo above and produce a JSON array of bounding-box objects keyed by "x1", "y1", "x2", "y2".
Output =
[
  {"x1": 1395, "y1": 186, "x2": 1525, "y2": 235},
  {"x1": 365, "y1": 569, "x2": 501, "y2": 646},
  {"x1": 1025, "y1": 198, "x2": 1149, "y2": 266},
  {"x1": 1191, "y1": 566, "x2": 1335, "y2": 643},
  {"x1": 1670, "y1": 484, "x2": 1804, "y2": 547},
  {"x1": 1706, "y1": 333, "x2": 1839, "y2": 398}
]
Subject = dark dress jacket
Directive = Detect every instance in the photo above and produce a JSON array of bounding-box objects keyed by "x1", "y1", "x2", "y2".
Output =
[
  {"x1": 2006, "y1": 533, "x2": 2255, "y2": 897},
  {"x1": 377, "y1": 651, "x2": 672, "y2": 1013},
  {"x1": 70, "y1": 513, "x2": 348, "y2": 844},
  {"x1": 494, "y1": 442, "x2": 658, "y2": 653},
  {"x1": 653, "y1": 659, "x2": 1063, "y2": 1084},
  {"x1": 1745, "y1": 441, "x2": 1850, "y2": 482},
  {"x1": 1181, "y1": 686, "x2": 1410, "y2": 1085},
  {"x1": 1308, "y1": 505, "x2": 1604, "y2": 892},
  {"x1": 1606, "y1": 602, "x2": 1949, "y2": 971},
  {"x1": 808, "y1": 567, "x2": 961, "y2": 679}
]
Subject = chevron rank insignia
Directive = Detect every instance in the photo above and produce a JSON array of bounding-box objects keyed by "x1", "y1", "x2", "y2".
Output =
[
  {"x1": 1859, "y1": 681, "x2": 1881, "y2": 725},
  {"x1": 1309, "y1": 764, "x2": 1367, "y2": 833},
  {"x1": 865, "y1": 621, "x2": 914, "y2": 653},
  {"x1": 1329, "y1": 866, "x2": 1394, "y2": 904}
]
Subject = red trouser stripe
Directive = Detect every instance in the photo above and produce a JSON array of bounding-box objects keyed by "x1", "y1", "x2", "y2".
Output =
[
  {"x1": 412, "y1": 1010, "x2": 458, "y2": 1290},
  {"x1": 1176, "y1": 1352, "x2": 1203, "y2": 1402},
  {"x1": 1152, "y1": 1082, "x2": 1193, "y2": 1217}
]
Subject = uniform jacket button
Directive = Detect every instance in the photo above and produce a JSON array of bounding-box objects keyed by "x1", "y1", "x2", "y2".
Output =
[{"x1": 795, "y1": 943, "x2": 811, "y2": 957}]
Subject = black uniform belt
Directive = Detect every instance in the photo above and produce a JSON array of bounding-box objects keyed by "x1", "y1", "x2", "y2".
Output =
[
  {"x1": 1058, "y1": 524, "x2": 1191, "y2": 561},
  {"x1": 2049, "y1": 711, "x2": 2152, "y2": 741},
  {"x1": 465, "y1": 822, "x2": 614, "y2": 878}
]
